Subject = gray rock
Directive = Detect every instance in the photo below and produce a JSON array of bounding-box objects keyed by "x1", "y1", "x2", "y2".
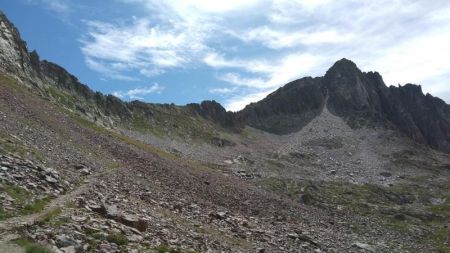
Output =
[
  {"x1": 352, "y1": 242, "x2": 375, "y2": 252},
  {"x1": 56, "y1": 236, "x2": 79, "y2": 249},
  {"x1": 118, "y1": 214, "x2": 148, "y2": 232}
]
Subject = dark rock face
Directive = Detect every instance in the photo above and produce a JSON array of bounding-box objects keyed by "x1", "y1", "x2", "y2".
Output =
[
  {"x1": 187, "y1": 100, "x2": 242, "y2": 130},
  {"x1": 239, "y1": 58, "x2": 450, "y2": 153},
  {"x1": 237, "y1": 77, "x2": 326, "y2": 134}
]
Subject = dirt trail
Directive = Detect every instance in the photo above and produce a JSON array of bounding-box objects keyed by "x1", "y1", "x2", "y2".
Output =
[
  {"x1": 0, "y1": 181, "x2": 90, "y2": 233},
  {"x1": 0, "y1": 166, "x2": 115, "y2": 242}
]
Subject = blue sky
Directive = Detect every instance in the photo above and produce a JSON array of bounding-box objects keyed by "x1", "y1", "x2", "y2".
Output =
[{"x1": 1, "y1": 0, "x2": 450, "y2": 111}]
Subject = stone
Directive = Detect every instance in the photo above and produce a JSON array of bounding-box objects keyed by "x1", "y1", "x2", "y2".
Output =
[
  {"x1": 45, "y1": 175, "x2": 58, "y2": 184},
  {"x1": 74, "y1": 164, "x2": 85, "y2": 170},
  {"x1": 287, "y1": 233, "x2": 299, "y2": 239},
  {"x1": 71, "y1": 216, "x2": 87, "y2": 222},
  {"x1": 119, "y1": 214, "x2": 148, "y2": 232},
  {"x1": 210, "y1": 211, "x2": 227, "y2": 220},
  {"x1": 56, "y1": 236, "x2": 79, "y2": 249},
  {"x1": 352, "y1": 242, "x2": 375, "y2": 252},
  {"x1": 80, "y1": 168, "x2": 91, "y2": 175},
  {"x1": 60, "y1": 246, "x2": 76, "y2": 253},
  {"x1": 105, "y1": 204, "x2": 118, "y2": 218},
  {"x1": 127, "y1": 234, "x2": 143, "y2": 242},
  {"x1": 99, "y1": 243, "x2": 118, "y2": 253}
]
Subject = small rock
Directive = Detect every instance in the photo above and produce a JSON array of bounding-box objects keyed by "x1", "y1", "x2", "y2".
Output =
[
  {"x1": 80, "y1": 168, "x2": 91, "y2": 175},
  {"x1": 352, "y1": 242, "x2": 375, "y2": 252},
  {"x1": 288, "y1": 233, "x2": 299, "y2": 239},
  {"x1": 60, "y1": 246, "x2": 76, "y2": 253},
  {"x1": 56, "y1": 236, "x2": 79, "y2": 249},
  {"x1": 45, "y1": 175, "x2": 58, "y2": 184},
  {"x1": 99, "y1": 243, "x2": 118, "y2": 253},
  {"x1": 119, "y1": 214, "x2": 148, "y2": 232},
  {"x1": 71, "y1": 216, "x2": 87, "y2": 222},
  {"x1": 210, "y1": 211, "x2": 227, "y2": 220}
]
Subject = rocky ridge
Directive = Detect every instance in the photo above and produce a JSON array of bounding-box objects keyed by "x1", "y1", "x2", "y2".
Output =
[
  {"x1": 2, "y1": 11, "x2": 450, "y2": 153},
  {"x1": 239, "y1": 59, "x2": 450, "y2": 153}
]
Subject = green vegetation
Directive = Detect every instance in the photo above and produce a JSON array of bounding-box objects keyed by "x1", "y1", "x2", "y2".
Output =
[
  {"x1": 14, "y1": 238, "x2": 53, "y2": 253},
  {"x1": 123, "y1": 104, "x2": 231, "y2": 145},
  {"x1": 84, "y1": 227, "x2": 106, "y2": 240},
  {"x1": 2, "y1": 183, "x2": 30, "y2": 219},
  {"x1": 39, "y1": 207, "x2": 65, "y2": 227},
  {"x1": 0, "y1": 208, "x2": 8, "y2": 220},
  {"x1": 22, "y1": 197, "x2": 50, "y2": 215},
  {"x1": 262, "y1": 177, "x2": 450, "y2": 251},
  {"x1": 4, "y1": 184, "x2": 29, "y2": 203},
  {"x1": 0, "y1": 183, "x2": 51, "y2": 219},
  {"x1": 0, "y1": 74, "x2": 30, "y2": 94},
  {"x1": 106, "y1": 233, "x2": 128, "y2": 246},
  {"x1": 156, "y1": 245, "x2": 198, "y2": 253},
  {"x1": 0, "y1": 132, "x2": 45, "y2": 162},
  {"x1": 45, "y1": 86, "x2": 76, "y2": 108}
]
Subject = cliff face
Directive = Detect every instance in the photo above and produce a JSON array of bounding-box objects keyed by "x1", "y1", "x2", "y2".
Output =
[
  {"x1": 239, "y1": 58, "x2": 450, "y2": 153},
  {"x1": 237, "y1": 77, "x2": 326, "y2": 134}
]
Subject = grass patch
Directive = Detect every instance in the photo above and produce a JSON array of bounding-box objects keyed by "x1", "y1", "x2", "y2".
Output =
[
  {"x1": 4, "y1": 184, "x2": 30, "y2": 203},
  {"x1": 428, "y1": 227, "x2": 450, "y2": 253},
  {"x1": 384, "y1": 218, "x2": 410, "y2": 232},
  {"x1": 0, "y1": 207, "x2": 9, "y2": 220},
  {"x1": 0, "y1": 129, "x2": 46, "y2": 162},
  {"x1": 84, "y1": 227, "x2": 106, "y2": 241},
  {"x1": 14, "y1": 238, "x2": 53, "y2": 253},
  {"x1": 106, "y1": 233, "x2": 128, "y2": 246},
  {"x1": 45, "y1": 86, "x2": 76, "y2": 109},
  {"x1": 39, "y1": 207, "x2": 67, "y2": 227},
  {"x1": 156, "y1": 245, "x2": 198, "y2": 253},
  {"x1": 22, "y1": 197, "x2": 50, "y2": 215},
  {"x1": 429, "y1": 199, "x2": 450, "y2": 216}
]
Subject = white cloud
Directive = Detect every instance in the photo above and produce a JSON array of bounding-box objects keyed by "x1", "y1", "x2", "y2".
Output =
[
  {"x1": 112, "y1": 83, "x2": 164, "y2": 100},
  {"x1": 206, "y1": 53, "x2": 321, "y2": 89},
  {"x1": 24, "y1": 0, "x2": 71, "y2": 16},
  {"x1": 225, "y1": 90, "x2": 273, "y2": 112},
  {"x1": 81, "y1": 17, "x2": 208, "y2": 79},
  {"x1": 209, "y1": 87, "x2": 238, "y2": 94},
  {"x1": 239, "y1": 27, "x2": 355, "y2": 49},
  {"x1": 85, "y1": 57, "x2": 139, "y2": 81},
  {"x1": 42, "y1": 0, "x2": 69, "y2": 14}
]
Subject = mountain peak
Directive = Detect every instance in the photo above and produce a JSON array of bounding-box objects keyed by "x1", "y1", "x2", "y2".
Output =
[{"x1": 325, "y1": 58, "x2": 361, "y2": 78}]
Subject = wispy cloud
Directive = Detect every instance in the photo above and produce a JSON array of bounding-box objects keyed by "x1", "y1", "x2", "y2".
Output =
[
  {"x1": 209, "y1": 86, "x2": 238, "y2": 94},
  {"x1": 206, "y1": 53, "x2": 321, "y2": 89},
  {"x1": 25, "y1": 0, "x2": 71, "y2": 16},
  {"x1": 41, "y1": 0, "x2": 69, "y2": 14},
  {"x1": 112, "y1": 83, "x2": 164, "y2": 100},
  {"x1": 80, "y1": 10, "x2": 210, "y2": 80},
  {"x1": 236, "y1": 27, "x2": 355, "y2": 49}
]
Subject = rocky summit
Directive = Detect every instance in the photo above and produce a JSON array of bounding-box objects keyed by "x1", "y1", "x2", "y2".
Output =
[{"x1": 0, "y1": 11, "x2": 449, "y2": 253}]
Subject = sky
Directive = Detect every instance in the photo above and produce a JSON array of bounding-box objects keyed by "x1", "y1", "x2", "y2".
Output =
[{"x1": 1, "y1": 0, "x2": 450, "y2": 111}]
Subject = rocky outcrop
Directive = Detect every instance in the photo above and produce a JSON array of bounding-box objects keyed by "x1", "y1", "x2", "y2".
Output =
[
  {"x1": 239, "y1": 58, "x2": 450, "y2": 153},
  {"x1": 237, "y1": 77, "x2": 326, "y2": 134},
  {"x1": 187, "y1": 100, "x2": 242, "y2": 130}
]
